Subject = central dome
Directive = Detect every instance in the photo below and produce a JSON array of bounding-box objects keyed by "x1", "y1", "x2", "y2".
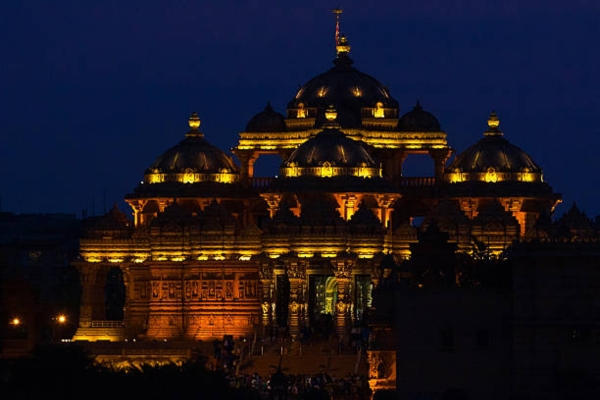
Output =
[
  {"x1": 281, "y1": 108, "x2": 381, "y2": 178},
  {"x1": 286, "y1": 36, "x2": 399, "y2": 129}
]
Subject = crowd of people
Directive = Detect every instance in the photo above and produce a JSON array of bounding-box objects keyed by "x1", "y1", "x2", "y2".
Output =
[
  {"x1": 207, "y1": 327, "x2": 374, "y2": 399},
  {"x1": 228, "y1": 370, "x2": 371, "y2": 400}
]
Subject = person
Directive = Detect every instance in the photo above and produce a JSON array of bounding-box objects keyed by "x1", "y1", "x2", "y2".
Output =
[{"x1": 269, "y1": 368, "x2": 288, "y2": 400}]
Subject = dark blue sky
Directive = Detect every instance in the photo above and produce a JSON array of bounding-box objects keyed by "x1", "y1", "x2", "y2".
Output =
[{"x1": 1, "y1": 1, "x2": 599, "y2": 218}]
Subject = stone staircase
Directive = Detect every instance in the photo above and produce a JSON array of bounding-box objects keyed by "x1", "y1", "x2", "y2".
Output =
[{"x1": 236, "y1": 339, "x2": 369, "y2": 378}]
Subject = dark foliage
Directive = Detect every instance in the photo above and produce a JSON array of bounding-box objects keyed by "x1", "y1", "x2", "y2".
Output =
[{"x1": 0, "y1": 344, "x2": 254, "y2": 400}]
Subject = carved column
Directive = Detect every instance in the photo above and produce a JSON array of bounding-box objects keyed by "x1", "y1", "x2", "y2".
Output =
[
  {"x1": 76, "y1": 263, "x2": 103, "y2": 329},
  {"x1": 332, "y1": 257, "x2": 354, "y2": 341},
  {"x1": 430, "y1": 148, "x2": 453, "y2": 182},
  {"x1": 285, "y1": 258, "x2": 306, "y2": 340},
  {"x1": 259, "y1": 260, "x2": 274, "y2": 335},
  {"x1": 235, "y1": 150, "x2": 258, "y2": 184}
]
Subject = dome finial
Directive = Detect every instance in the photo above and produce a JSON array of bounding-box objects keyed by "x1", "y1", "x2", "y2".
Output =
[
  {"x1": 332, "y1": 8, "x2": 352, "y2": 58},
  {"x1": 336, "y1": 34, "x2": 351, "y2": 57},
  {"x1": 186, "y1": 112, "x2": 204, "y2": 138},
  {"x1": 189, "y1": 112, "x2": 201, "y2": 129},
  {"x1": 484, "y1": 110, "x2": 503, "y2": 136}
]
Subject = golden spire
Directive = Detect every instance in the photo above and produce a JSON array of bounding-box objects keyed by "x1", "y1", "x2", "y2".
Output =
[
  {"x1": 484, "y1": 111, "x2": 503, "y2": 136},
  {"x1": 186, "y1": 112, "x2": 204, "y2": 138}
]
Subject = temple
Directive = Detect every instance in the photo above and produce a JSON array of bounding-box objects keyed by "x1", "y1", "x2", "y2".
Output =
[{"x1": 68, "y1": 11, "x2": 567, "y2": 398}]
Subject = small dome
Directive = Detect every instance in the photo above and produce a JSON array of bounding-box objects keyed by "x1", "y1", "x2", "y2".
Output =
[
  {"x1": 286, "y1": 36, "x2": 399, "y2": 129},
  {"x1": 280, "y1": 108, "x2": 380, "y2": 178},
  {"x1": 398, "y1": 101, "x2": 441, "y2": 132},
  {"x1": 143, "y1": 112, "x2": 240, "y2": 184},
  {"x1": 245, "y1": 103, "x2": 286, "y2": 132},
  {"x1": 445, "y1": 112, "x2": 543, "y2": 184}
]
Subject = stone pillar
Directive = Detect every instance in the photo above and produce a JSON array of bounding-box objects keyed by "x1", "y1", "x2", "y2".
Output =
[
  {"x1": 76, "y1": 263, "x2": 102, "y2": 329},
  {"x1": 285, "y1": 258, "x2": 306, "y2": 340},
  {"x1": 430, "y1": 148, "x2": 453, "y2": 182},
  {"x1": 332, "y1": 257, "x2": 354, "y2": 341},
  {"x1": 259, "y1": 261, "x2": 274, "y2": 336},
  {"x1": 236, "y1": 150, "x2": 258, "y2": 184}
]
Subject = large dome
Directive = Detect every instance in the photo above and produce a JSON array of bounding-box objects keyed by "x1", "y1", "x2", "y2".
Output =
[
  {"x1": 245, "y1": 102, "x2": 286, "y2": 132},
  {"x1": 445, "y1": 112, "x2": 543, "y2": 184},
  {"x1": 280, "y1": 108, "x2": 381, "y2": 178},
  {"x1": 143, "y1": 113, "x2": 240, "y2": 184},
  {"x1": 286, "y1": 36, "x2": 399, "y2": 129},
  {"x1": 398, "y1": 101, "x2": 442, "y2": 132}
]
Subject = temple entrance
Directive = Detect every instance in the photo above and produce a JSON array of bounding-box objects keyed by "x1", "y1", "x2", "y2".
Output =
[
  {"x1": 309, "y1": 275, "x2": 337, "y2": 340},
  {"x1": 104, "y1": 267, "x2": 125, "y2": 320}
]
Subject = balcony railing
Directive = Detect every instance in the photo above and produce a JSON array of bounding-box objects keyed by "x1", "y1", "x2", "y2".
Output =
[{"x1": 91, "y1": 320, "x2": 124, "y2": 328}]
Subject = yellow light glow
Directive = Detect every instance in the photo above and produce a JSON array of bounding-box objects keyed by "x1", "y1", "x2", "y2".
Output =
[
  {"x1": 520, "y1": 171, "x2": 536, "y2": 182},
  {"x1": 321, "y1": 162, "x2": 333, "y2": 178},
  {"x1": 171, "y1": 256, "x2": 186, "y2": 262},
  {"x1": 239, "y1": 255, "x2": 251, "y2": 261},
  {"x1": 297, "y1": 103, "x2": 306, "y2": 118},
  {"x1": 10, "y1": 318, "x2": 20, "y2": 326},
  {"x1": 447, "y1": 172, "x2": 463, "y2": 183},
  {"x1": 484, "y1": 168, "x2": 498, "y2": 183},
  {"x1": 197, "y1": 255, "x2": 208, "y2": 260},
  {"x1": 372, "y1": 102, "x2": 385, "y2": 118},
  {"x1": 214, "y1": 255, "x2": 225, "y2": 260},
  {"x1": 268, "y1": 253, "x2": 281, "y2": 259},
  {"x1": 298, "y1": 252, "x2": 314, "y2": 258},
  {"x1": 108, "y1": 258, "x2": 124, "y2": 263},
  {"x1": 183, "y1": 172, "x2": 195, "y2": 184},
  {"x1": 155, "y1": 256, "x2": 168, "y2": 261},
  {"x1": 321, "y1": 252, "x2": 337, "y2": 258},
  {"x1": 358, "y1": 253, "x2": 374, "y2": 259},
  {"x1": 133, "y1": 258, "x2": 146, "y2": 263},
  {"x1": 86, "y1": 257, "x2": 103, "y2": 263},
  {"x1": 353, "y1": 87, "x2": 362, "y2": 97},
  {"x1": 57, "y1": 315, "x2": 67, "y2": 324}
]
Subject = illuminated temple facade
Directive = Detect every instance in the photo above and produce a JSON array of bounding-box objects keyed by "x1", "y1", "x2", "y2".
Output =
[{"x1": 72, "y1": 32, "x2": 561, "y2": 347}]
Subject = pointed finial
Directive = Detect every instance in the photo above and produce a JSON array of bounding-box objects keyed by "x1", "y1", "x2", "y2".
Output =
[
  {"x1": 336, "y1": 34, "x2": 351, "y2": 56},
  {"x1": 414, "y1": 100, "x2": 422, "y2": 110},
  {"x1": 189, "y1": 112, "x2": 201, "y2": 129},
  {"x1": 488, "y1": 111, "x2": 499, "y2": 128},
  {"x1": 186, "y1": 112, "x2": 204, "y2": 138},
  {"x1": 265, "y1": 102, "x2": 273, "y2": 111},
  {"x1": 484, "y1": 110, "x2": 503, "y2": 136}
]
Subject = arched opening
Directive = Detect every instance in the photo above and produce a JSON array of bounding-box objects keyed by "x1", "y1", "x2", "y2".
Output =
[
  {"x1": 252, "y1": 154, "x2": 284, "y2": 179},
  {"x1": 401, "y1": 153, "x2": 436, "y2": 177},
  {"x1": 309, "y1": 275, "x2": 337, "y2": 340}
]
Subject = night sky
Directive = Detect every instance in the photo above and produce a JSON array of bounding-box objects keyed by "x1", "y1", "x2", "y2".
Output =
[{"x1": 2, "y1": 1, "x2": 599, "y2": 219}]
